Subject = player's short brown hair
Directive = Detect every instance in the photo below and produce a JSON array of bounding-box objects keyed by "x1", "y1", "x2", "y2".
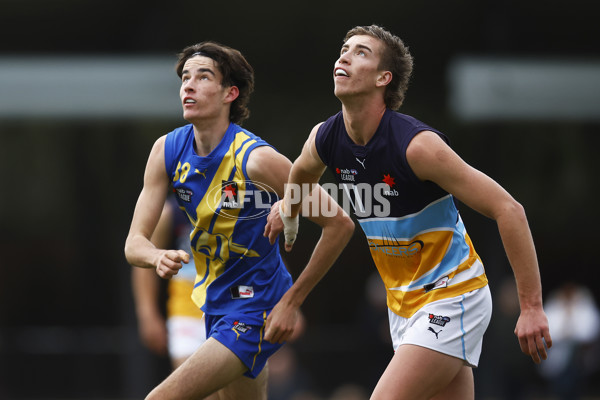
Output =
[{"x1": 344, "y1": 25, "x2": 413, "y2": 110}]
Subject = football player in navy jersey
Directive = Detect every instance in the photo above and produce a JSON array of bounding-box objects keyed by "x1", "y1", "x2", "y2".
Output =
[
  {"x1": 264, "y1": 25, "x2": 551, "y2": 399},
  {"x1": 125, "y1": 41, "x2": 353, "y2": 400}
]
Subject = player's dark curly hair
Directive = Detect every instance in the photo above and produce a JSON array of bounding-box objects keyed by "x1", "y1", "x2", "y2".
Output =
[
  {"x1": 176, "y1": 41, "x2": 254, "y2": 125},
  {"x1": 344, "y1": 25, "x2": 413, "y2": 110}
]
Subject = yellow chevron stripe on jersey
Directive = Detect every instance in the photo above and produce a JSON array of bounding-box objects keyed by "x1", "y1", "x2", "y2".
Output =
[
  {"x1": 188, "y1": 131, "x2": 261, "y2": 309},
  {"x1": 165, "y1": 122, "x2": 292, "y2": 316}
]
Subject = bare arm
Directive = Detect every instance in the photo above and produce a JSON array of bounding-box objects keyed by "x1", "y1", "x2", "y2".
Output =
[
  {"x1": 266, "y1": 123, "x2": 328, "y2": 250},
  {"x1": 124, "y1": 136, "x2": 189, "y2": 279},
  {"x1": 247, "y1": 143, "x2": 355, "y2": 343},
  {"x1": 407, "y1": 130, "x2": 552, "y2": 363},
  {"x1": 283, "y1": 123, "x2": 328, "y2": 219},
  {"x1": 263, "y1": 189, "x2": 354, "y2": 344},
  {"x1": 130, "y1": 202, "x2": 173, "y2": 355}
]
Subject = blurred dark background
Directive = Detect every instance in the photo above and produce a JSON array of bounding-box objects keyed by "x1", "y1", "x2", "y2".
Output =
[{"x1": 1, "y1": 0, "x2": 599, "y2": 399}]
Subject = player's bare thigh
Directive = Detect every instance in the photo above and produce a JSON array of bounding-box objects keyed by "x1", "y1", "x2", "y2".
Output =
[
  {"x1": 217, "y1": 364, "x2": 268, "y2": 400},
  {"x1": 146, "y1": 337, "x2": 256, "y2": 400},
  {"x1": 370, "y1": 344, "x2": 473, "y2": 400}
]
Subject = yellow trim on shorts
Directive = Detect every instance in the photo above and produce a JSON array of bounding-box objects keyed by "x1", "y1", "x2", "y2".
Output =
[{"x1": 250, "y1": 310, "x2": 267, "y2": 372}]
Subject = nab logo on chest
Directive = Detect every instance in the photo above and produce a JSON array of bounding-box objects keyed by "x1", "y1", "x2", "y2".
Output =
[
  {"x1": 221, "y1": 181, "x2": 240, "y2": 209},
  {"x1": 382, "y1": 173, "x2": 399, "y2": 197}
]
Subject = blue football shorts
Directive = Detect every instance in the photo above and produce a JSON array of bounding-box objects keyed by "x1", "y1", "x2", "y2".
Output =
[{"x1": 205, "y1": 310, "x2": 283, "y2": 378}]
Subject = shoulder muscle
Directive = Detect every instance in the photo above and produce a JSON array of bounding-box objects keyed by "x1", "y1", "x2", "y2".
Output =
[{"x1": 246, "y1": 146, "x2": 292, "y2": 198}]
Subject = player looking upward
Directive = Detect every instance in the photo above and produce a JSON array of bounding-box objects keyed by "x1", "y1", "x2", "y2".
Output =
[
  {"x1": 125, "y1": 41, "x2": 353, "y2": 399},
  {"x1": 264, "y1": 25, "x2": 551, "y2": 400}
]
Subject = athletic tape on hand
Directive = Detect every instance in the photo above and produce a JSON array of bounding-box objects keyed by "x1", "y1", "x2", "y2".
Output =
[{"x1": 279, "y1": 201, "x2": 299, "y2": 246}]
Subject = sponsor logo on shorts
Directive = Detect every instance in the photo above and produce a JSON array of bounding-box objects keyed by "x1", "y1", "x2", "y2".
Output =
[
  {"x1": 232, "y1": 321, "x2": 252, "y2": 334},
  {"x1": 428, "y1": 327, "x2": 442, "y2": 339},
  {"x1": 428, "y1": 314, "x2": 451, "y2": 327}
]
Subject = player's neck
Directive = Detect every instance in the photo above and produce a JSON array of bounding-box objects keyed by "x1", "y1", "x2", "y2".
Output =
[
  {"x1": 191, "y1": 117, "x2": 231, "y2": 157},
  {"x1": 341, "y1": 100, "x2": 386, "y2": 146}
]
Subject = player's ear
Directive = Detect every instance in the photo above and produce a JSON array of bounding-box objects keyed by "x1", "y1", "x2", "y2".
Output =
[
  {"x1": 224, "y1": 85, "x2": 239, "y2": 103},
  {"x1": 376, "y1": 71, "x2": 392, "y2": 87}
]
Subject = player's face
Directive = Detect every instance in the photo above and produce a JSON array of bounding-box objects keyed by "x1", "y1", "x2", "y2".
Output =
[
  {"x1": 179, "y1": 55, "x2": 231, "y2": 123},
  {"x1": 333, "y1": 35, "x2": 385, "y2": 101}
]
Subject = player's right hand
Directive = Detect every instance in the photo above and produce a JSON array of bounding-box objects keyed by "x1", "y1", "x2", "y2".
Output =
[
  {"x1": 155, "y1": 249, "x2": 189, "y2": 279},
  {"x1": 264, "y1": 299, "x2": 299, "y2": 344}
]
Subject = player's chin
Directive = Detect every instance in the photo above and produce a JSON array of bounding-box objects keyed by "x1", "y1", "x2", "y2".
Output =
[
  {"x1": 182, "y1": 110, "x2": 202, "y2": 123},
  {"x1": 333, "y1": 87, "x2": 354, "y2": 101}
]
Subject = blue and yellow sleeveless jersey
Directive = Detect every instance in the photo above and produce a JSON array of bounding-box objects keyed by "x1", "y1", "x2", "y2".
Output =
[
  {"x1": 315, "y1": 110, "x2": 488, "y2": 318},
  {"x1": 164, "y1": 123, "x2": 292, "y2": 316}
]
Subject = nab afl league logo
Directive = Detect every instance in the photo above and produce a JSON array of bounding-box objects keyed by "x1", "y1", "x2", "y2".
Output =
[
  {"x1": 174, "y1": 187, "x2": 193, "y2": 203},
  {"x1": 336, "y1": 167, "x2": 358, "y2": 182},
  {"x1": 428, "y1": 314, "x2": 451, "y2": 327}
]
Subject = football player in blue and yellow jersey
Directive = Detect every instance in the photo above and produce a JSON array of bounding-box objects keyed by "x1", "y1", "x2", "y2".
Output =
[
  {"x1": 265, "y1": 25, "x2": 552, "y2": 399},
  {"x1": 125, "y1": 41, "x2": 353, "y2": 400}
]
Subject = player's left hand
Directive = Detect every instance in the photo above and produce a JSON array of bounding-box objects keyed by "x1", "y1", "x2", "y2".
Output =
[{"x1": 514, "y1": 307, "x2": 552, "y2": 363}]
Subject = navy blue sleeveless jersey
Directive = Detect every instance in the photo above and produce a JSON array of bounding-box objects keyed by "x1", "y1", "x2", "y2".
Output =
[
  {"x1": 314, "y1": 110, "x2": 488, "y2": 317},
  {"x1": 164, "y1": 123, "x2": 292, "y2": 316}
]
